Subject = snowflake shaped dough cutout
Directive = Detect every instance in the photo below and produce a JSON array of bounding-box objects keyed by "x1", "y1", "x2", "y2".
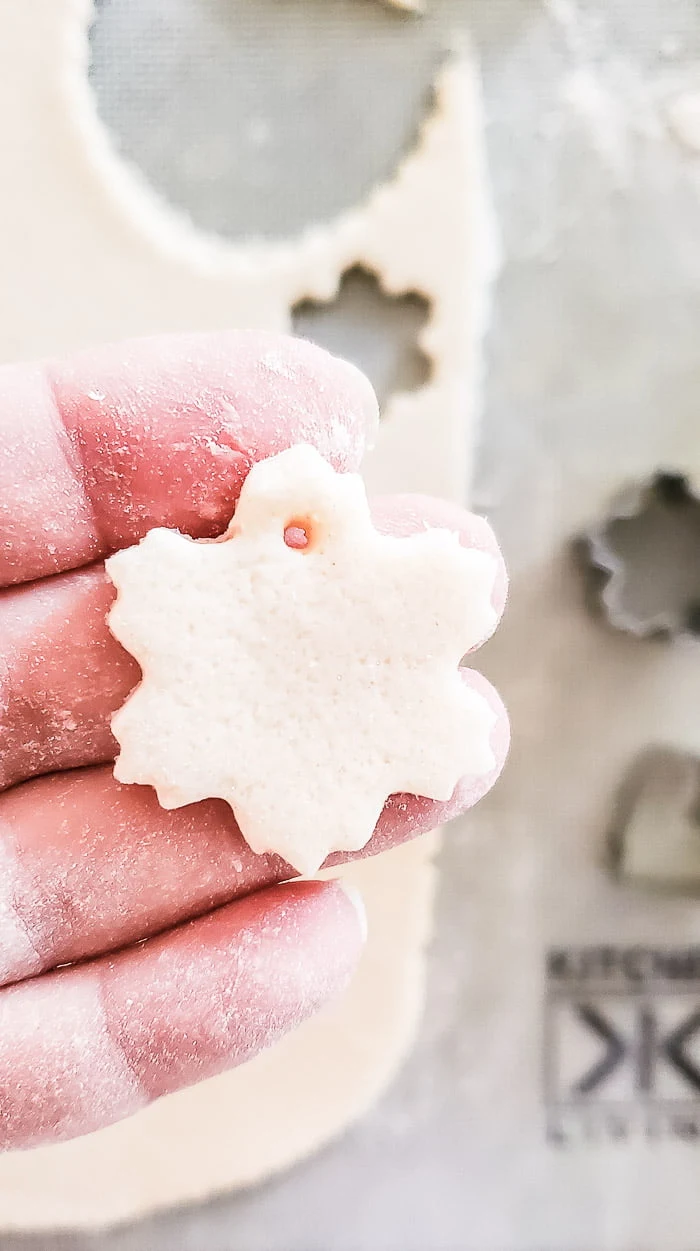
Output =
[{"x1": 107, "y1": 445, "x2": 499, "y2": 875}]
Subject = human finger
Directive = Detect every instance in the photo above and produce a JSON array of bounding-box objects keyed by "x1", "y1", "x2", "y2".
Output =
[
  {"x1": 0, "y1": 879, "x2": 364, "y2": 1152},
  {"x1": 0, "y1": 672, "x2": 506, "y2": 988},
  {"x1": 0, "y1": 331, "x2": 378, "y2": 588}
]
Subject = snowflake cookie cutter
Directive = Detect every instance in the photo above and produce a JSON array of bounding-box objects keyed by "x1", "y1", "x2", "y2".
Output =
[{"x1": 575, "y1": 471, "x2": 700, "y2": 640}]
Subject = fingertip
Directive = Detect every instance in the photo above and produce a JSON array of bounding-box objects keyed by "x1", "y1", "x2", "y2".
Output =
[
  {"x1": 1, "y1": 331, "x2": 380, "y2": 586},
  {"x1": 310, "y1": 343, "x2": 380, "y2": 460},
  {"x1": 237, "y1": 332, "x2": 379, "y2": 468},
  {"x1": 102, "y1": 879, "x2": 365, "y2": 1104},
  {"x1": 0, "y1": 878, "x2": 367, "y2": 1151}
]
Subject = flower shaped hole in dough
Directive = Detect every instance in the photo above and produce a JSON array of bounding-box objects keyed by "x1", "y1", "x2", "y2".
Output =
[{"x1": 106, "y1": 444, "x2": 500, "y2": 875}]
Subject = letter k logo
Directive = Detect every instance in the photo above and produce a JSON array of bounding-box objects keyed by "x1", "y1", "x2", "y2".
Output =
[{"x1": 573, "y1": 1004, "x2": 700, "y2": 1097}]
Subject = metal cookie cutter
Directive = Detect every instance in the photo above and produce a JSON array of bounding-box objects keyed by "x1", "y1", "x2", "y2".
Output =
[
  {"x1": 610, "y1": 746, "x2": 700, "y2": 893},
  {"x1": 576, "y1": 472, "x2": 700, "y2": 640}
]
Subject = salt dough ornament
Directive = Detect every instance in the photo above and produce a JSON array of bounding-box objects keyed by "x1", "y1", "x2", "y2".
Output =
[{"x1": 107, "y1": 444, "x2": 498, "y2": 875}]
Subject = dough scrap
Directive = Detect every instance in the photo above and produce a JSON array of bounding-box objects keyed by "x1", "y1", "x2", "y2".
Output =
[{"x1": 108, "y1": 444, "x2": 498, "y2": 874}]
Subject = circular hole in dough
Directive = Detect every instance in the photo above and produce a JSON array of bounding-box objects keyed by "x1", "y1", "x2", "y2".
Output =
[{"x1": 284, "y1": 519, "x2": 313, "y2": 549}]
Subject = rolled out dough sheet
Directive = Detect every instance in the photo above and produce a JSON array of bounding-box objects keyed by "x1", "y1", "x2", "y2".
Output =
[{"x1": 0, "y1": 0, "x2": 496, "y2": 1229}]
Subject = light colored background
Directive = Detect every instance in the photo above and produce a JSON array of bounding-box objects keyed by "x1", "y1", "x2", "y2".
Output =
[{"x1": 9, "y1": 0, "x2": 700, "y2": 1247}]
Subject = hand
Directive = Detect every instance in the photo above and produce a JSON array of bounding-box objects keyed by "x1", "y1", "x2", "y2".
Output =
[{"x1": 0, "y1": 331, "x2": 508, "y2": 1150}]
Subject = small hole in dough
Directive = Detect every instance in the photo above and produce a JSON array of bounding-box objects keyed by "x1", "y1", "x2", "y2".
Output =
[{"x1": 284, "y1": 520, "x2": 312, "y2": 550}]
